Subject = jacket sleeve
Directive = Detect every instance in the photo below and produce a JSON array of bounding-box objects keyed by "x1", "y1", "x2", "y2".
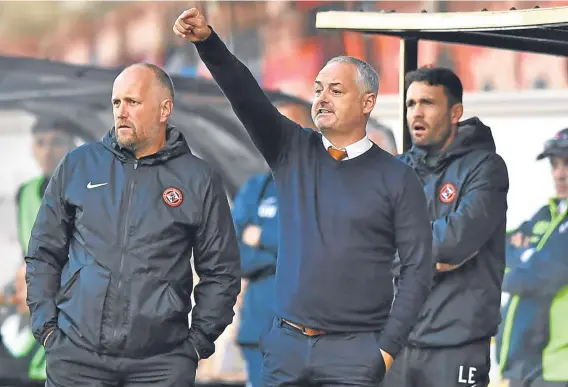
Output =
[
  {"x1": 189, "y1": 169, "x2": 241, "y2": 360},
  {"x1": 433, "y1": 154, "x2": 509, "y2": 266},
  {"x1": 502, "y1": 234, "x2": 568, "y2": 297},
  {"x1": 25, "y1": 157, "x2": 73, "y2": 345},
  {"x1": 231, "y1": 175, "x2": 277, "y2": 277},
  {"x1": 259, "y1": 220, "x2": 279, "y2": 255},
  {"x1": 239, "y1": 244, "x2": 277, "y2": 278},
  {"x1": 505, "y1": 245, "x2": 528, "y2": 269},
  {"x1": 194, "y1": 30, "x2": 300, "y2": 167},
  {"x1": 379, "y1": 166, "x2": 433, "y2": 358}
]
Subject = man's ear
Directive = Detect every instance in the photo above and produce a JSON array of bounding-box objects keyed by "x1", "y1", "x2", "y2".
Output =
[
  {"x1": 450, "y1": 103, "x2": 463, "y2": 125},
  {"x1": 362, "y1": 93, "x2": 377, "y2": 115},
  {"x1": 160, "y1": 99, "x2": 173, "y2": 123}
]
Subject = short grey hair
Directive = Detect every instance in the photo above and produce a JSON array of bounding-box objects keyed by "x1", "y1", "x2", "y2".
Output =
[{"x1": 326, "y1": 56, "x2": 379, "y2": 95}]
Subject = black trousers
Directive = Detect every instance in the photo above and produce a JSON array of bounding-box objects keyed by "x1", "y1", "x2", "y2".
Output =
[
  {"x1": 260, "y1": 318, "x2": 386, "y2": 387},
  {"x1": 44, "y1": 329, "x2": 198, "y2": 387},
  {"x1": 382, "y1": 339, "x2": 491, "y2": 387}
]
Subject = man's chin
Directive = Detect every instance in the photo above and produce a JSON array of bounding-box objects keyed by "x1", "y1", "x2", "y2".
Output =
[
  {"x1": 555, "y1": 187, "x2": 567, "y2": 199},
  {"x1": 117, "y1": 138, "x2": 136, "y2": 151},
  {"x1": 315, "y1": 117, "x2": 337, "y2": 132},
  {"x1": 411, "y1": 136, "x2": 428, "y2": 147},
  {"x1": 317, "y1": 123, "x2": 341, "y2": 134}
]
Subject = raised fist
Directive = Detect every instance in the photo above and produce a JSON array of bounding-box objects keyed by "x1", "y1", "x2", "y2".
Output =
[{"x1": 173, "y1": 8, "x2": 211, "y2": 43}]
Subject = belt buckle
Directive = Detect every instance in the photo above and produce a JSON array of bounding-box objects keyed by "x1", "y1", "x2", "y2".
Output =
[
  {"x1": 302, "y1": 327, "x2": 323, "y2": 336},
  {"x1": 282, "y1": 319, "x2": 324, "y2": 336}
]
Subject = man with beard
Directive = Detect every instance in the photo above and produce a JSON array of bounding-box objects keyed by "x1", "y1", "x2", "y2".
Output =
[
  {"x1": 25, "y1": 63, "x2": 241, "y2": 386},
  {"x1": 383, "y1": 66, "x2": 509, "y2": 387}
]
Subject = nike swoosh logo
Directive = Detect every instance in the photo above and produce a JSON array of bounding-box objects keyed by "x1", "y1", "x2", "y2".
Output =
[{"x1": 87, "y1": 182, "x2": 108, "y2": 189}]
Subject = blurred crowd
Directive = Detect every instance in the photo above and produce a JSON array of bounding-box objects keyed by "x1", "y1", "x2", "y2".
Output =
[
  {"x1": 1, "y1": 1, "x2": 568, "y2": 387},
  {"x1": 2, "y1": 0, "x2": 568, "y2": 100}
]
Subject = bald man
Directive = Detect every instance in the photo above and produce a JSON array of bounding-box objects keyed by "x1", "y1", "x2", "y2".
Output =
[{"x1": 25, "y1": 63, "x2": 240, "y2": 386}]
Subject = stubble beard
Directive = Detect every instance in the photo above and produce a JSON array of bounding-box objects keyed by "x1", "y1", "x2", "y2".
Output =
[{"x1": 116, "y1": 130, "x2": 138, "y2": 153}]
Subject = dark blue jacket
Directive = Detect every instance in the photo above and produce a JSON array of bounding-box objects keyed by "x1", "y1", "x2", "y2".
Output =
[
  {"x1": 232, "y1": 172, "x2": 278, "y2": 345},
  {"x1": 399, "y1": 117, "x2": 509, "y2": 347},
  {"x1": 25, "y1": 126, "x2": 240, "y2": 359}
]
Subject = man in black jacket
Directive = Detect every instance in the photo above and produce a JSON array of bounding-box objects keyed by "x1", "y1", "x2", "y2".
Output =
[
  {"x1": 25, "y1": 63, "x2": 241, "y2": 386},
  {"x1": 383, "y1": 66, "x2": 509, "y2": 387}
]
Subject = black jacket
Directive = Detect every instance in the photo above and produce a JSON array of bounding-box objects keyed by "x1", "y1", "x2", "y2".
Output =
[
  {"x1": 399, "y1": 117, "x2": 509, "y2": 347},
  {"x1": 25, "y1": 126, "x2": 240, "y2": 359}
]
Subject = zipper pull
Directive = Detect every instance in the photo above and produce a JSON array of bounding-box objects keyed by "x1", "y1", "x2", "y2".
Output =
[{"x1": 134, "y1": 161, "x2": 139, "y2": 170}]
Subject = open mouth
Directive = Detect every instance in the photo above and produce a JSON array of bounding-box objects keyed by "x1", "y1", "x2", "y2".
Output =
[
  {"x1": 317, "y1": 108, "x2": 333, "y2": 115},
  {"x1": 412, "y1": 124, "x2": 427, "y2": 133}
]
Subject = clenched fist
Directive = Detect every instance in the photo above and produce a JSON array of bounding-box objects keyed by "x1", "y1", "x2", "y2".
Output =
[{"x1": 173, "y1": 8, "x2": 211, "y2": 43}]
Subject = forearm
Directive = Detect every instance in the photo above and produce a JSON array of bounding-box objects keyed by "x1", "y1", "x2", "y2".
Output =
[
  {"x1": 25, "y1": 244, "x2": 65, "y2": 343},
  {"x1": 240, "y1": 244, "x2": 277, "y2": 278},
  {"x1": 381, "y1": 168, "x2": 433, "y2": 357},
  {"x1": 381, "y1": 259, "x2": 432, "y2": 357},
  {"x1": 259, "y1": 227, "x2": 279, "y2": 255},
  {"x1": 191, "y1": 171, "x2": 242, "y2": 359},
  {"x1": 190, "y1": 270, "x2": 240, "y2": 358},
  {"x1": 24, "y1": 161, "x2": 71, "y2": 344},
  {"x1": 195, "y1": 30, "x2": 292, "y2": 164},
  {"x1": 502, "y1": 251, "x2": 568, "y2": 297},
  {"x1": 433, "y1": 154, "x2": 508, "y2": 266}
]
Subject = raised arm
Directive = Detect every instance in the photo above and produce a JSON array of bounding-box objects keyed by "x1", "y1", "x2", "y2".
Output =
[
  {"x1": 25, "y1": 156, "x2": 73, "y2": 346},
  {"x1": 173, "y1": 8, "x2": 301, "y2": 167}
]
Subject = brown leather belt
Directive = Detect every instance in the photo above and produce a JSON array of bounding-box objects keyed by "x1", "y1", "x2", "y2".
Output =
[{"x1": 281, "y1": 319, "x2": 327, "y2": 336}]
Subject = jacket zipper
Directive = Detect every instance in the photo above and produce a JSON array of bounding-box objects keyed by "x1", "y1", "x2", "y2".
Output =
[{"x1": 112, "y1": 160, "x2": 138, "y2": 346}]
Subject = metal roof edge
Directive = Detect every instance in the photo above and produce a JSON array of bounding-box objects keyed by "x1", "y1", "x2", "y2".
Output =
[{"x1": 315, "y1": 6, "x2": 568, "y2": 32}]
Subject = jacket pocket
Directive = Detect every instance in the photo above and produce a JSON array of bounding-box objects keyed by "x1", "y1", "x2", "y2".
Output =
[
  {"x1": 56, "y1": 264, "x2": 111, "y2": 348},
  {"x1": 125, "y1": 276, "x2": 192, "y2": 356}
]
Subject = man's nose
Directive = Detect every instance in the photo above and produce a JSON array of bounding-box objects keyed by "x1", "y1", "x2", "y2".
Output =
[
  {"x1": 316, "y1": 90, "x2": 330, "y2": 105},
  {"x1": 116, "y1": 104, "x2": 128, "y2": 118},
  {"x1": 554, "y1": 168, "x2": 568, "y2": 181},
  {"x1": 412, "y1": 104, "x2": 425, "y2": 119}
]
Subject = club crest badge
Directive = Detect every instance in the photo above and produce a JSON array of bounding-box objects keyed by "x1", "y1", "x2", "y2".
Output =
[
  {"x1": 439, "y1": 183, "x2": 457, "y2": 204},
  {"x1": 163, "y1": 187, "x2": 183, "y2": 207}
]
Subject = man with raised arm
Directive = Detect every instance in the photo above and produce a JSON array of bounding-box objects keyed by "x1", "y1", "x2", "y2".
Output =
[{"x1": 174, "y1": 8, "x2": 433, "y2": 386}]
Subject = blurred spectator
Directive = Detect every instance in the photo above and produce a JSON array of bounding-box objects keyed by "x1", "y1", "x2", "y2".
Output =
[
  {"x1": 16, "y1": 117, "x2": 76, "y2": 255},
  {"x1": 232, "y1": 102, "x2": 312, "y2": 387},
  {"x1": 497, "y1": 128, "x2": 568, "y2": 387},
  {"x1": 0, "y1": 117, "x2": 77, "y2": 346},
  {"x1": 0, "y1": 264, "x2": 45, "y2": 386},
  {"x1": 273, "y1": 101, "x2": 315, "y2": 130},
  {"x1": 367, "y1": 123, "x2": 398, "y2": 155},
  {"x1": 232, "y1": 171, "x2": 276, "y2": 387}
]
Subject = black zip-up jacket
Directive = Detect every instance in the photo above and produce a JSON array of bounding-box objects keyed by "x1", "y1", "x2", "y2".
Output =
[
  {"x1": 399, "y1": 117, "x2": 509, "y2": 347},
  {"x1": 25, "y1": 126, "x2": 240, "y2": 359}
]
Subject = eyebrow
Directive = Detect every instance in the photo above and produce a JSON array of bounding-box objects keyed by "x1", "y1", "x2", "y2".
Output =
[
  {"x1": 406, "y1": 97, "x2": 435, "y2": 103},
  {"x1": 314, "y1": 81, "x2": 343, "y2": 87},
  {"x1": 111, "y1": 96, "x2": 139, "y2": 103}
]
